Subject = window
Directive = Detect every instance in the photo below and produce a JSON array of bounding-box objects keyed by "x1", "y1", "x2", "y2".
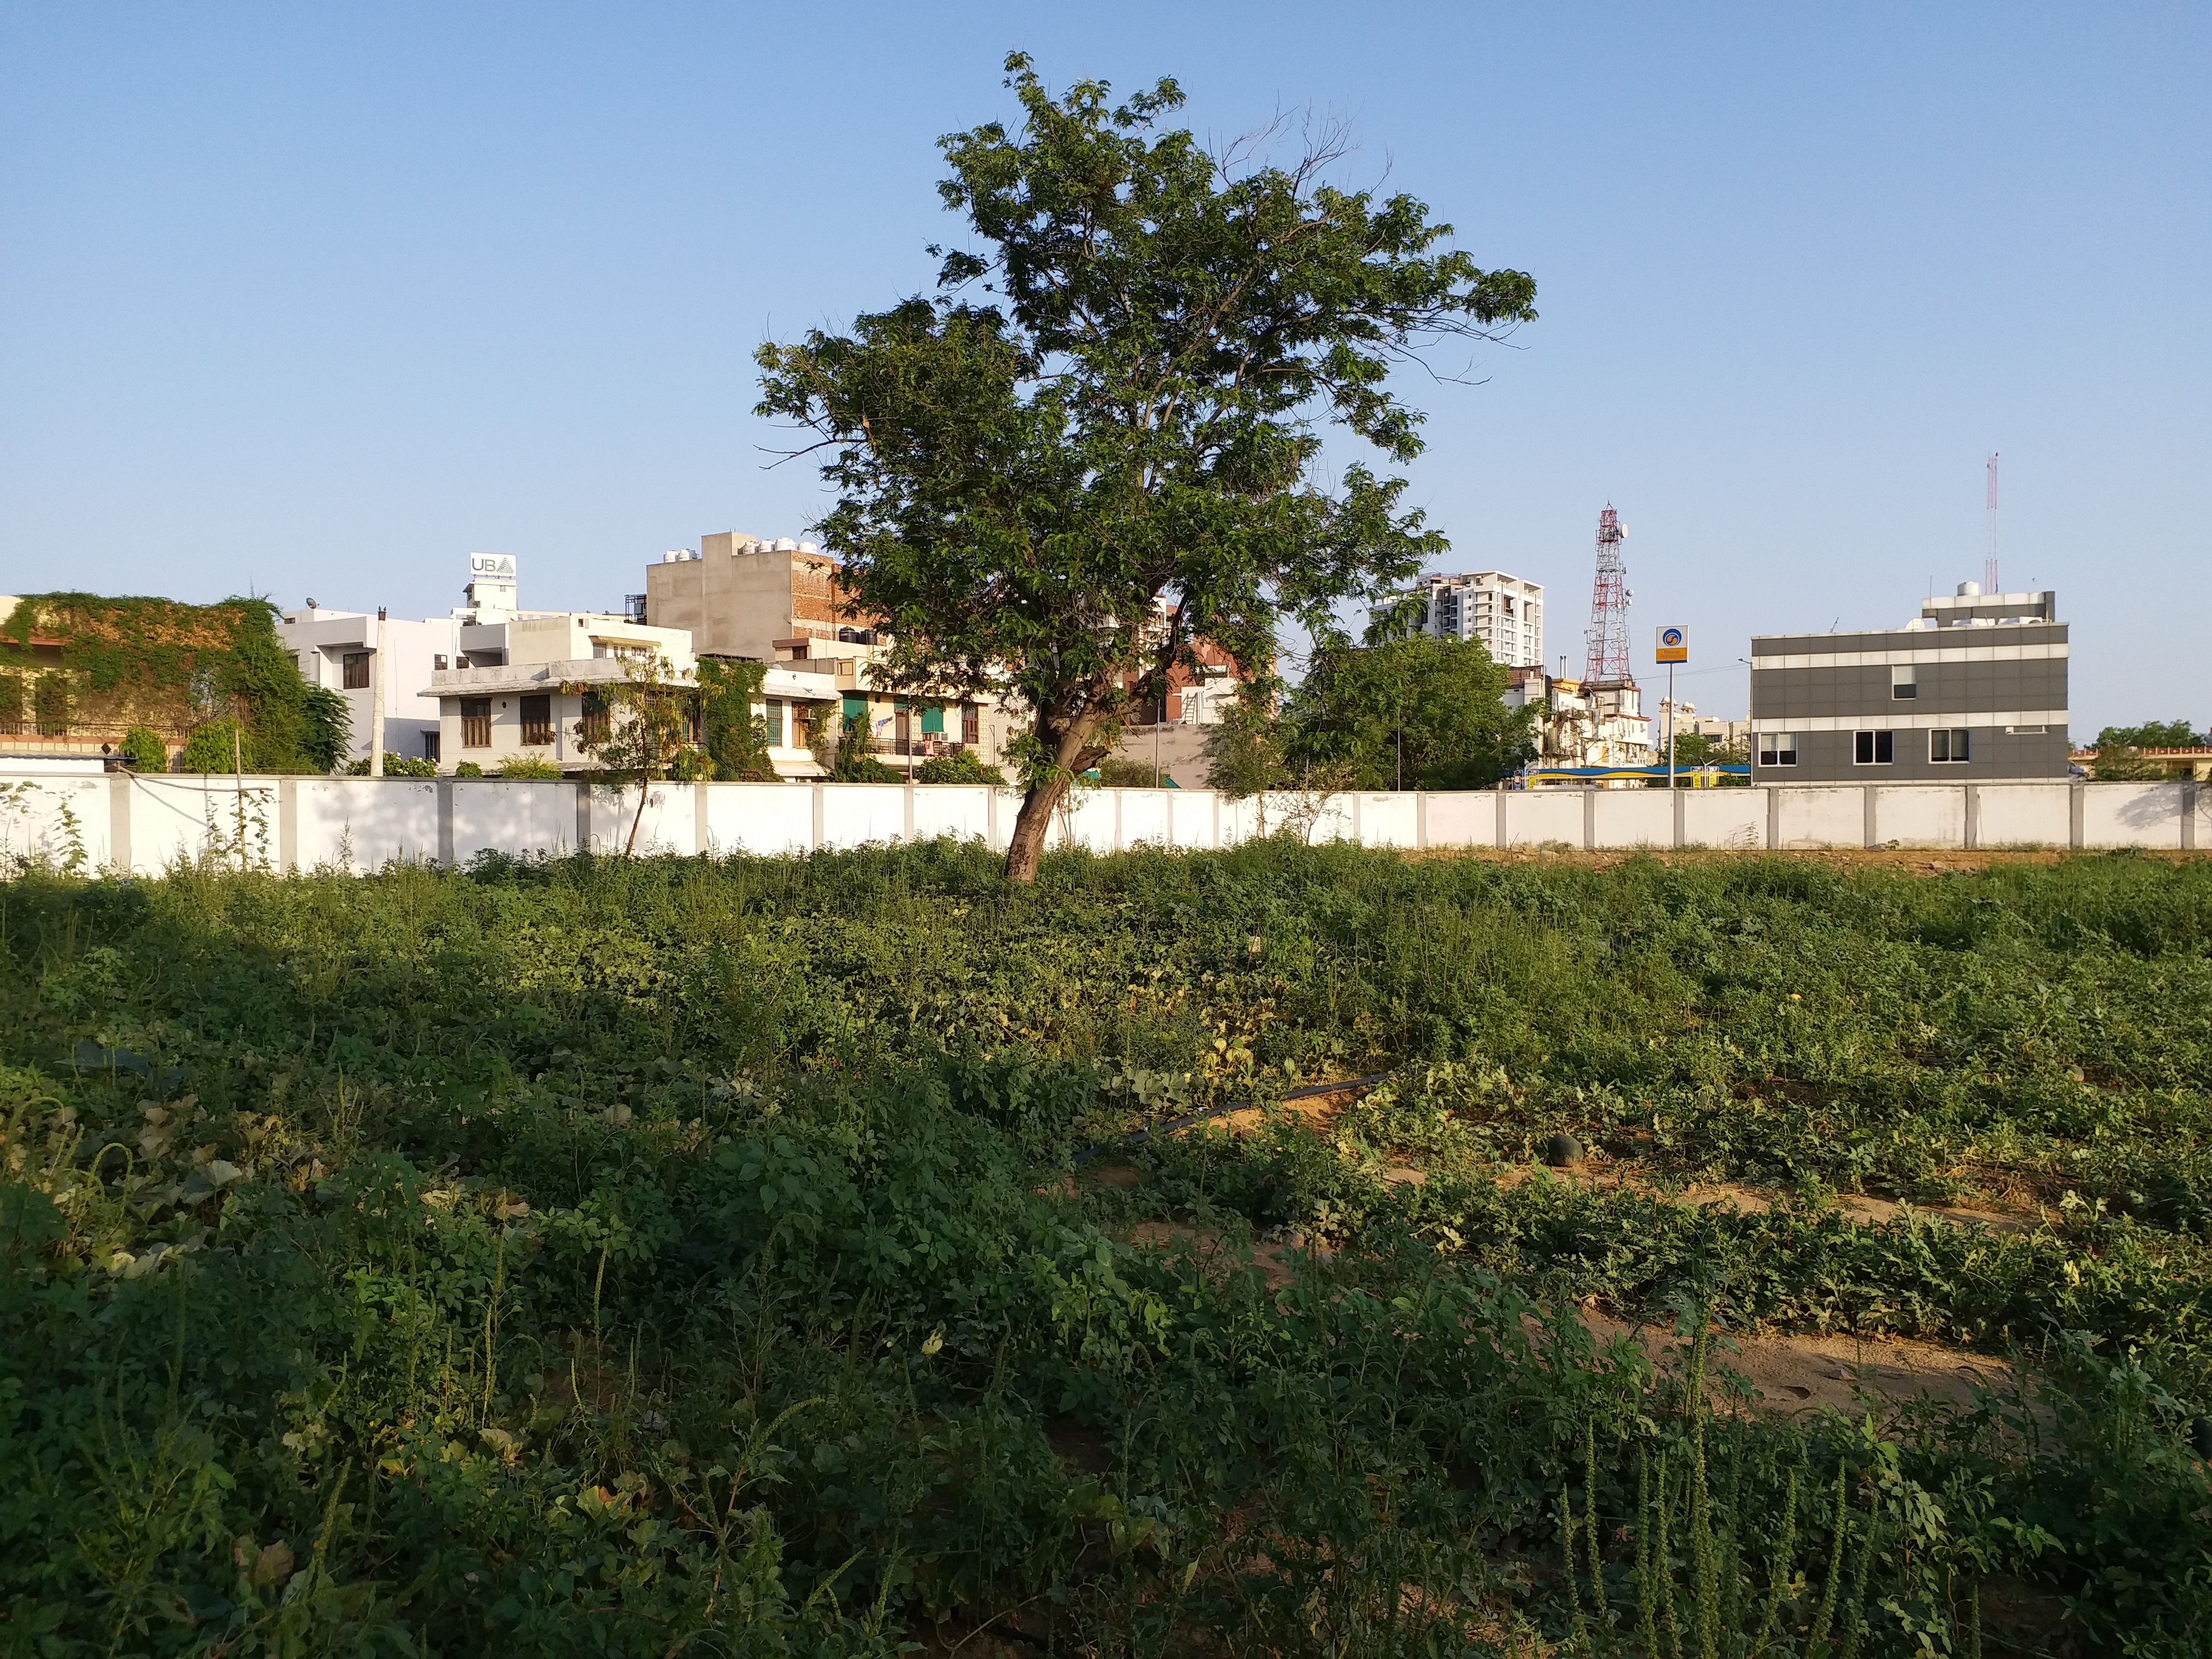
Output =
[
  {"x1": 1756, "y1": 732, "x2": 1796, "y2": 767},
  {"x1": 962, "y1": 702, "x2": 980, "y2": 746},
  {"x1": 433, "y1": 654, "x2": 448, "y2": 671},
  {"x1": 342, "y1": 651, "x2": 371, "y2": 689},
  {"x1": 1853, "y1": 730, "x2": 1895, "y2": 765},
  {"x1": 460, "y1": 698, "x2": 492, "y2": 749},
  {"x1": 1891, "y1": 664, "x2": 1916, "y2": 699},
  {"x1": 580, "y1": 693, "x2": 610, "y2": 745},
  {"x1": 764, "y1": 698, "x2": 784, "y2": 747},
  {"x1": 892, "y1": 699, "x2": 912, "y2": 755},
  {"x1": 519, "y1": 695, "x2": 553, "y2": 746},
  {"x1": 1930, "y1": 728, "x2": 1972, "y2": 763},
  {"x1": 422, "y1": 730, "x2": 441, "y2": 763}
]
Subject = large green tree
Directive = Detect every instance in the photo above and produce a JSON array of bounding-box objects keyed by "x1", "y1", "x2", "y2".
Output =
[
  {"x1": 1280, "y1": 633, "x2": 1536, "y2": 791},
  {"x1": 756, "y1": 56, "x2": 1535, "y2": 881}
]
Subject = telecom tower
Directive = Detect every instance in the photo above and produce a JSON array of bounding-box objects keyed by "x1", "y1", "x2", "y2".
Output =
[
  {"x1": 1581, "y1": 505, "x2": 1633, "y2": 685},
  {"x1": 1984, "y1": 454, "x2": 2000, "y2": 594}
]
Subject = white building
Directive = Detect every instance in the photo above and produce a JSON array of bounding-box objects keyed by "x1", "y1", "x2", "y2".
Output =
[
  {"x1": 1421, "y1": 571, "x2": 1544, "y2": 668},
  {"x1": 419, "y1": 562, "x2": 699, "y2": 774},
  {"x1": 276, "y1": 607, "x2": 459, "y2": 767}
]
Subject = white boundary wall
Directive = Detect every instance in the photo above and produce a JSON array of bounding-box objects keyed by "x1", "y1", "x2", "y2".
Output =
[{"x1": 0, "y1": 774, "x2": 2202, "y2": 874}]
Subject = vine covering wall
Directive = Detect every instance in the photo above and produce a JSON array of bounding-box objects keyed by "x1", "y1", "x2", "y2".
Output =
[{"x1": 0, "y1": 593, "x2": 330, "y2": 771}]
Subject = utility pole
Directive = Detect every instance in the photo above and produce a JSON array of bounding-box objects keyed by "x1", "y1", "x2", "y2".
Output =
[{"x1": 369, "y1": 607, "x2": 387, "y2": 777}]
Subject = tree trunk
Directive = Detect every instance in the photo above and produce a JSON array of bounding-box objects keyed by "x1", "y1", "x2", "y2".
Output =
[{"x1": 1004, "y1": 773, "x2": 1073, "y2": 884}]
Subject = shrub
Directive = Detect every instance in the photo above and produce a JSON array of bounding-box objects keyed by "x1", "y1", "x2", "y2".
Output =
[
  {"x1": 452, "y1": 760, "x2": 484, "y2": 778},
  {"x1": 179, "y1": 719, "x2": 251, "y2": 773},
  {"x1": 116, "y1": 725, "x2": 169, "y2": 773},
  {"x1": 345, "y1": 753, "x2": 437, "y2": 777},
  {"x1": 1092, "y1": 755, "x2": 1163, "y2": 787},
  {"x1": 496, "y1": 755, "x2": 564, "y2": 779},
  {"x1": 916, "y1": 748, "x2": 1007, "y2": 784}
]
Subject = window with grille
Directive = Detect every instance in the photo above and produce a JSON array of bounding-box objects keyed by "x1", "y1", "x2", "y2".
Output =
[
  {"x1": 765, "y1": 698, "x2": 784, "y2": 747},
  {"x1": 1757, "y1": 733, "x2": 1796, "y2": 767},
  {"x1": 581, "y1": 694, "x2": 609, "y2": 745},
  {"x1": 342, "y1": 651, "x2": 371, "y2": 689},
  {"x1": 1853, "y1": 730, "x2": 1895, "y2": 765},
  {"x1": 1929, "y1": 728, "x2": 1971, "y2": 763},
  {"x1": 962, "y1": 702, "x2": 980, "y2": 745},
  {"x1": 460, "y1": 698, "x2": 492, "y2": 749},
  {"x1": 520, "y1": 695, "x2": 553, "y2": 746},
  {"x1": 422, "y1": 731, "x2": 441, "y2": 763}
]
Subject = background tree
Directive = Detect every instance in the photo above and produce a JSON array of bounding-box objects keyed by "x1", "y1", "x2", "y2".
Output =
[
  {"x1": 2095, "y1": 720, "x2": 2205, "y2": 750},
  {"x1": 757, "y1": 55, "x2": 1536, "y2": 882},
  {"x1": 1278, "y1": 633, "x2": 1535, "y2": 791},
  {"x1": 696, "y1": 659, "x2": 779, "y2": 781},
  {"x1": 565, "y1": 657, "x2": 701, "y2": 855}
]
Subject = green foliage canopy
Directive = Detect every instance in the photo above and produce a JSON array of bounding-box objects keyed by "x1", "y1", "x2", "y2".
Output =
[
  {"x1": 1279, "y1": 634, "x2": 1535, "y2": 790},
  {"x1": 756, "y1": 55, "x2": 1536, "y2": 878},
  {"x1": 2096, "y1": 720, "x2": 2206, "y2": 750}
]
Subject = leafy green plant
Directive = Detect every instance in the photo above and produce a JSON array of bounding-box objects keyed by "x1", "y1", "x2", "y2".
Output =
[
  {"x1": 347, "y1": 752, "x2": 437, "y2": 777},
  {"x1": 916, "y1": 748, "x2": 1006, "y2": 785},
  {"x1": 1, "y1": 844, "x2": 2208, "y2": 1655},
  {"x1": 453, "y1": 760, "x2": 485, "y2": 778},
  {"x1": 117, "y1": 724, "x2": 169, "y2": 773},
  {"x1": 179, "y1": 718, "x2": 251, "y2": 773},
  {"x1": 495, "y1": 755, "x2": 564, "y2": 779}
]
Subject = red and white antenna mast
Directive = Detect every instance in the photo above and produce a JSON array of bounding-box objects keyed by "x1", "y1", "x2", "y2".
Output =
[
  {"x1": 1582, "y1": 505, "x2": 1632, "y2": 684},
  {"x1": 1984, "y1": 454, "x2": 2000, "y2": 594}
]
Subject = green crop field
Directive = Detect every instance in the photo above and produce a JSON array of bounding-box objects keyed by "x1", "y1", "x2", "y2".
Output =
[{"x1": 3, "y1": 843, "x2": 2209, "y2": 1656}]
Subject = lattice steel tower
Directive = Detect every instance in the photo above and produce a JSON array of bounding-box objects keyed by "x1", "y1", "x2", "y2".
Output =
[{"x1": 1581, "y1": 505, "x2": 1633, "y2": 684}]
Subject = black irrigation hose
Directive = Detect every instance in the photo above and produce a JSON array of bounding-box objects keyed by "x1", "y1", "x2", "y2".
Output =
[{"x1": 1066, "y1": 1070, "x2": 1398, "y2": 1165}]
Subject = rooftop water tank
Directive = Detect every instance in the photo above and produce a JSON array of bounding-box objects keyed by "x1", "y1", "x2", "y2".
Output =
[
  {"x1": 1956, "y1": 580, "x2": 1982, "y2": 597},
  {"x1": 775, "y1": 537, "x2": 799, "y2": 552}
]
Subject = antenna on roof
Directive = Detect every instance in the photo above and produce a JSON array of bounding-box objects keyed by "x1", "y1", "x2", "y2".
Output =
[{"x1": 1984, "y1": 453, "x2": 2000, "y2": 594}]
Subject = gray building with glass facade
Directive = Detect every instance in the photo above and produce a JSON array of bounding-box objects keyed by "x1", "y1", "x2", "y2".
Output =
[{"x1": 1749, "y1": 584, "x2": 2069, "y2": 784}]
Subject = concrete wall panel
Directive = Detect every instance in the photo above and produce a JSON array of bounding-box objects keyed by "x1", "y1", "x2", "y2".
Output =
[
  {"x1": 1775, "y1": 786, "x2": 1866, "y2": 849},
  {"x1": 1872, "y1": 784, "x2": 1966, "y2": 849},
  {"x1": 1505, "y1": 790, "x2": 1585, "y2": 847},
  {"x1": 912, "y1": 786, "x2": 993, "y2": 845},
  {"x1": 297, "y1": 779, "x2": 439, "y2": 872},
  {"x1": 2082, "y1": 782, "x2": 2182, "y2": 850},
  {"x1": 1974, "y1": 784, "x2": 2070, "y2": 847},
  {"x1": 1424, "y1": 791, "x2": 1495, "y2": 849},
  {"x1": 452, "y1": 780, "x2": 573, "y2": 863},
  {"x1": 1116, "y1": 789, "x2": 1176, "y2": 849},
  {"x1": 819, "y1": 784, "x2": 906, "y2": 849},
  {"x1": 1679, "y1": 792, "x2": 1767, "y2": 849},
  {"x1": 1168, "y1": 789, "x2": 1218, "y2": 850},
  {"x1": 0, "y1": 775, "x2": 113, "y2": 870},
  {"x1": 1058, "y1": 788, "x2": 1118, "y2": 853},
  {"x1": 1595, "y1": 791, "x2": 1673, "y2": 849},
  {"x1": 1357, "y1": 793, "x2": 1419, "y2": 848},
  {"x1": 704, "y1": 784, "x2": 814, "y2": 856}
]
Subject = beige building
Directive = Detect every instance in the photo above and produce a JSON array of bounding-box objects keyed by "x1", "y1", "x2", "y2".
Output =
[
  {"x1": 645, "y1": 532, "x2": 1020, "y2": 775},
  {"x1": 420, "y1": 569, "x2": 699, "y2": 774}
]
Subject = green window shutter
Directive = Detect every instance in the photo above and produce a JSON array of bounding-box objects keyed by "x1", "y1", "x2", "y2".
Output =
[
  {"x1": 842, "y1": 695, "x2": 867, "y2": 721},
  {"x1": 919, "y1": 703, "x2": 945, "y2": 735}
]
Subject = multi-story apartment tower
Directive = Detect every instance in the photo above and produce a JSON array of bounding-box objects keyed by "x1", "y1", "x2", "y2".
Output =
[
  {"x1": 1421, "y1": 572, "x2": 1544, "y2": 667},
  {"x1": 1749, "y1": 583, "x2": 2068, "y2": 783}
]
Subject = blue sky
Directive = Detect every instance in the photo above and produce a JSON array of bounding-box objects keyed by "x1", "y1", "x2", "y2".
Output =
[{"x1": 2, "y1": 3, "x2": 2204, "y2": 727}]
